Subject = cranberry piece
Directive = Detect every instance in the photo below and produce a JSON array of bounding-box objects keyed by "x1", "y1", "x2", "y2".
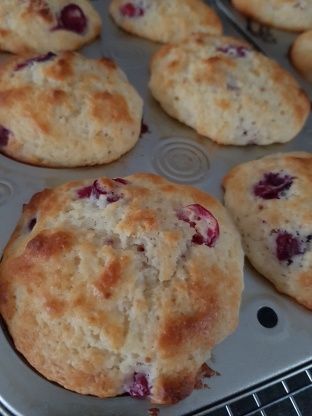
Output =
[
  {"x1": 106, "y1": 194, "x2": 120, "y2": 203},
  {"x1": 28, "y1": 218, "x2": 37, "y2": 231},
  {"x1": 177, "y1": 203, "x2": 219, "y2": 247},
  {"x1": 120, "y1": 3, "x2": 145, "y2": 17},
  {"x1": 77, "y1": 180, "x2": 123, "y2": 204},
  {"x1": 275, "y1": 231, "x2": 303, "y2": 263},
  {"x1": 254, "y1": 172, "x2": 294, "y2": 200},
  {"x1": 127, "y1": 373, "x2": 150, "y2": 399},
  {"x1": 15, "y1": 52, "x2": 56, "y2": 71},
  {"x1": 217, "y1": 45, "x2": 250, "y2": 58},
  {"x1": 77, "y1": 185, "x2": 93, "y2": 199},
  {"x1": 57, "y1": 4, "x2": 87, "y2": 34},
  {"x1": 93, "y1": 180, "x2": 121, "y2": 203},
  {"x1": 0, "y1": 126, "x2": 10, "y2": 147},
  {"x1": 92, "y1": 180, "x2": 108, "y2": 197},
  {"x1": 140, "y1": 120, "x2": 150, "y2": 137},
  {"x1": 113, "y1": 177, "x2": 128, "y2": 185}
]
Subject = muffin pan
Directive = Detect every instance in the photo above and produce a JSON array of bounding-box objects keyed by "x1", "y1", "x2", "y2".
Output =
[{"x1": 0, "y1": 1, "x2": 311, "y2": 415}]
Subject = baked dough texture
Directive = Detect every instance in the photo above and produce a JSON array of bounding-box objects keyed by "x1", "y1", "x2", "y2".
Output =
[
  {"x1": 223, "y1": 152, "x2": 312, "y2": 310},
  {"x1": 109, "y1": 0, "x2": 222, "y2": 43},
  {"x1": 149, "y1": 34, "x2": 309, "y2": 146},
  {"x1": 0, "y1": 173, "x2": 244, "y2": 404},
  {"x1": 0, "y1": 0, "x2": 101, "y2": 53},
  {"x1": 0, "y1": 52, "x2": 143, "y2": 167}
]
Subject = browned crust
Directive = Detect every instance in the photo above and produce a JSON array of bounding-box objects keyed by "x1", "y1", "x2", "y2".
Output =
[
  {"x1": 153, "y1": 372, "x2": 196, "y2": 404},
  {"x1": 26, "y1": 230, "x2": 73, "y2": 259}
]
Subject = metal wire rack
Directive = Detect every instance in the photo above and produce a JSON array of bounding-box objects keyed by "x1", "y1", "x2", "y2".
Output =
[
  {"x1": 203, "y1": 364, "x2": 312, "y2": 416},
  {"x1": 0, "y1": 403, "x2": 11, "y2": 416}
]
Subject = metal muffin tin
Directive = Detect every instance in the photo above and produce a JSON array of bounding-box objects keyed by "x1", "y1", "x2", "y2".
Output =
[{"x1": 0, "y1": 1, "x2": 311, "y2": 415}]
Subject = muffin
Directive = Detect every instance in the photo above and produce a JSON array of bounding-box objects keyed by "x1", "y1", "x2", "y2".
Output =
[
  {"x1": 0, "y1": 0, "x2": 101, "y2": 54},
  {"x1": 0, "y1": 52, "x2": 143, "y2": 167},
  {"x1": 223, "y1": 153, "x2": 312, "y2": 309},
  {"x1": 149, "y1": 34, "x2": 309, "y2": 146},
  {"x1": 0, "y1": 173, "x2": 244, "y2": 404},
  {"x1": 109, "y1": 0, "x2": 222, "y2": 43}
]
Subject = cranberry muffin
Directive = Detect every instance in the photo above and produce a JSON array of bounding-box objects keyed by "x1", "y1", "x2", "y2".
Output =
[
  {"x1": 109, "y1": 0, "x2": 222, "y2": 43},
  {"x1": 223, "y1": 153, "x2": 312, "y2": 309},
  {"x1": 0, "y1": 52, "x2": 143, "y2": 167},
  {"x1": 0, "y1": 173, "x2": 244, "y2": 404},
  {"x1": 150, "y1": 34, "x2": 309, "y2": 146},
  {"x1": 0, "y1": 0, "x2": 101, "y2": 54}
]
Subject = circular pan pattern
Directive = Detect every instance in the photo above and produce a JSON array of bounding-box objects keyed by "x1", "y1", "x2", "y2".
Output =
[{"x1": 153, "y1": 137, "x2": 210, "y2": 184}]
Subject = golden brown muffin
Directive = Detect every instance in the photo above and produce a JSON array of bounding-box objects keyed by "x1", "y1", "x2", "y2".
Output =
[
  {"x1": 109, "y1": 0, "x2": 222, "y2": 43},
  {"x1": 0, "y1": 173, "x2": 244, "y2": 404},
  {"x1": 0, "y1": 0, "x2": 101, "y2": 54},
  {"x1": 149, "y1": 34, "x2": 310, "y2": 146},
  {"x1": 0, "y1": 52, "x2": 143, "y2": 167}
]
